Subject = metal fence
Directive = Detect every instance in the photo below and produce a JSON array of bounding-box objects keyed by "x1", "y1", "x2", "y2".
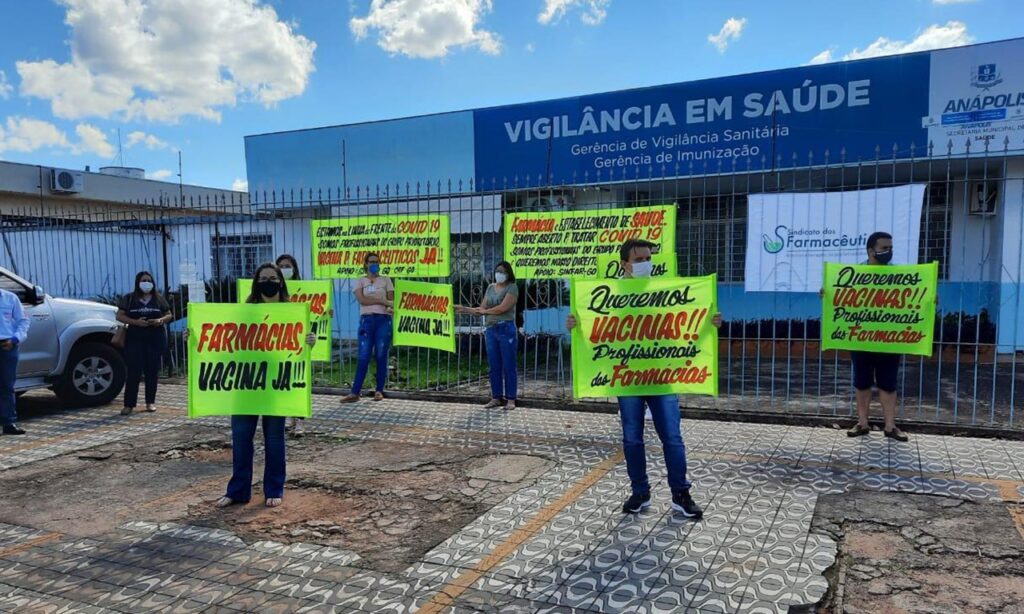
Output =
[{"x1": 3, "y1": 141, "x2": 1023, "y2": 429}]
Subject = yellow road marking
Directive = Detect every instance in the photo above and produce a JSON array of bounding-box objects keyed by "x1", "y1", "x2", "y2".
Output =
[{"x1": 414, "y1": 452, "x2": 624, "y2": 614}]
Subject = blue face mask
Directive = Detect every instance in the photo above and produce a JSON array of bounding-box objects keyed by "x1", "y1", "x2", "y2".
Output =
[{"x1": 368, "y1": 263, "x2": 381, "y2": 275}]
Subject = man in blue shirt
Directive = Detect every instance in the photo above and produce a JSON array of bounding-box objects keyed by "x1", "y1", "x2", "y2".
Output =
[
  {"x1": 567, "y1": 239, "x2": 720, "y2": 517},
  {"x1": 0, "y1": 288, "x2": 30, "y2": 435}
]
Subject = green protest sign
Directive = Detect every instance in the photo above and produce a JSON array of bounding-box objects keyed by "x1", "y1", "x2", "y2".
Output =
[
  {"x1": 504, "y1": 205, "x2": 676, "y2": 279},
  {"x1": 821, "y1": 262, "x2": 938, "y2": 356},
  {"x1": 393, "y1": 280, "x2": 455, "y2": 353},
  {"x1": 312, "y1": 214, "x2": 450, "y2": 278},
  {"x1": 238, "y1": 279, "x2": 333, "y2": 362},
  {"x1": 570, "y1": 275, "x2": 718, "y2": 399},
  {"x1": 188, "y1": 303, "x2": 312, "y2": 418},
  {"x1": 595, "y1": 248, "x2": 677, "y2": 279}
]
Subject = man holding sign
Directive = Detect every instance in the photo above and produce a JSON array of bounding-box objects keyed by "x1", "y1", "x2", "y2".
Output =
[
  {"x1": 821, "y1": 232, "x2": 937, "y2": 442},
  {"x1": 567, "y1": 239, "x2": 721, "y2": 518}
]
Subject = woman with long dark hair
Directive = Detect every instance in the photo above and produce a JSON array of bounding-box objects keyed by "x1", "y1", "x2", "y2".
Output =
[
  {"x1": 275, "y1": 254, "x2": 301, "y2": 281},
  {"x1": 212, "y1": 263, "x2": 315, "y2": 508},
  {"x1": 455, "y1": 261, "x2": 519, "y2": 410},
  {"x1": 116, "y1": 271, "x2": 172, "y2": 415},
  {"x1": 275, "y1": 253, "x2": 305, "y2": 434},
  {"x1": 340, "y1": 252, "x2": 393, "y2": 403}
]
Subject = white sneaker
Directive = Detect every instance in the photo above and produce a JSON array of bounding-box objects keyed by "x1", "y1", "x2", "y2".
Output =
[{"x1": 145, "y1": 404, "x2": 156, "y2": 413}]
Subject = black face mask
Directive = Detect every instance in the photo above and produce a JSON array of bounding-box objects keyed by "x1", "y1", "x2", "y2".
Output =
[
  {"x1": 874, "y1": 250, "x2": 893, "y2": 265},
  {"x1": 257, "y1": 280, "x2": 281, "y2": 298}
]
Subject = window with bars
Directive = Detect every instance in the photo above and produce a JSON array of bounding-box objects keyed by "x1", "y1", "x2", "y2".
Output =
[
  {"x1": 211, "y1": 233, "x2": 274, "y2": 280},
  {"x1": 920, "y1": 182, "x2": 951, "y2": 279},
  {"x1": 676, "y1": 196, "x2": 747, "y2": 283}
]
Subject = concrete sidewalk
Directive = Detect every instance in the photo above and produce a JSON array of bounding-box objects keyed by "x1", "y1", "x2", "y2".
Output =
[{"x1": 0, "y1": 386, "x2": 1021, "y2": 613}]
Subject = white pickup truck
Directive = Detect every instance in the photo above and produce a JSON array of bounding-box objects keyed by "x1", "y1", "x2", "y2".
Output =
[{"x1": 0, "y1": 267, "x2": 126, "y2": 407}]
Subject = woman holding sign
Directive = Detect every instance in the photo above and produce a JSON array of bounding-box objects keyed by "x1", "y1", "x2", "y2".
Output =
[
  {"x1": 455, "y1": 261, "x2": 519, "y2": 410},
  {"x1": 191, "y1": 263, "x2": 316, "y2": 508},
  {"x1": 276, "y1": 254, "x2": 305, "y2": 434},
  {"x1": 340, "y1": 253, "x2": 394, "y2": 403},
  {"x1": 117, "y1": 271, "x2": 172, "y2": 415}
]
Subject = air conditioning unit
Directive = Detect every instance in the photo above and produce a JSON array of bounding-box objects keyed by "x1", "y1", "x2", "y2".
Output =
[
  {"x1": 969, "y1": 182, "x2": 997, "y2": 216},
  {"x1": 50, "y1": 168, "x2": 84, "y2": 194},
  {"x1": 521, "y1": 192, "x2": 574, "y2": 212}
]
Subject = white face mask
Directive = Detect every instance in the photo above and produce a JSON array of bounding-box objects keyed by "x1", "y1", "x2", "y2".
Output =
[
  {"x1": 494, "y1": 272, "x2": 508, "y2": 284},
  {"x1": 629, "y1": 261, "x2": 653, "y2": 278},
  {"x1": 280, "y1": 267, "x2": 294, "y2": 279},
  {"x1": 139, "y1": 281, "x2": 154, "y2": 293}
]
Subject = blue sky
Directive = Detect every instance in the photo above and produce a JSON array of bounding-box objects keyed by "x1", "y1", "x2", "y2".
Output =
[{"x1": 0, "y1": 0, "x2": 1019, "y2": 190}]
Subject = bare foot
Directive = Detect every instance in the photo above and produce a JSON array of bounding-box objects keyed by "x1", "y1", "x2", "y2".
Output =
[
  {"x1": 215, "y1": 496, "x2": 238, "y2": 508},
  {"x1": 483, "y1": 399, "x2": 503, "y2": 409},
  {"x1": 504, "y1": 400, "x2": 517, "y2": 411},
  {"x1": 374, "y1": 391, "x2": 384, "y2": 402},
  {"x1": 266, "y1": 498, "x2": 282, "y2": 508}
]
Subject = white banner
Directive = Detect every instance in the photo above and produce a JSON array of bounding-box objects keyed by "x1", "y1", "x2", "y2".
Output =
[{"x1": 745, "y1": 185, "x2": 925, "y2": 293}]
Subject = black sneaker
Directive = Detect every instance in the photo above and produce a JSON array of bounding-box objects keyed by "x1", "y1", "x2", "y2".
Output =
[
  {"x1": 2, "y1": 424, "x2": 26, "y2": 435},
  {"x1": 672, "y1": 490, "x2": 703, "y2": 519},
  {"x1": 622, "y1": 492, "x2": 651, "y2": 514}
]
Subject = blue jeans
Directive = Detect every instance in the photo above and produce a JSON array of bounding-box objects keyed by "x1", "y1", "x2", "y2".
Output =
[
  {"x1": 0, "y1": 347, "x2": 17, "y2": 425},
  {"x1": 226, "y1": 415, "x2": 286, "y2": 501},
  {"x1": 484, "y1": 321, "x2": 518, "y2": 400},
  {"x1": 352, "y1": 314, "x2": 392, "y2": 395},
  {"x1": 618, "y1": 394, "x2": 691, "y2": 496}
]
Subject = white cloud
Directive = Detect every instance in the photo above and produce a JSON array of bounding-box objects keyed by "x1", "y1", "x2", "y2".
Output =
[
  {"x1": 806, "y1": 22, "x2": 972, "y2": 65},
  {"x1": 126, "y1": 130, "x2": 171, "y2": 151},
  {"x1": 525, "y1": 42, "x2": 536, "y2": 53},
  {"x1": 72, "y1": 123, "x2": 115, "y2": 158},
  {"x1": 807, "y1": 48, "x2": 834, "y2": 65},
  {"x1": 350, "y1": 0, "x2": 501, "y2": 59},
  {"x1": 0, "y1": 117, "x2": 70, "y2": 155},
  {"x1": 538, "y1": 0, "x2": 610, "y2": 26},
  {"x1": 16, "y1": 0, "x2": 316, "y2": 123},
  {"x1": 231, "y1": 178, "x2": 249, "y2": 192},
  {"x1": 0, "y1": 71, "x2": 12, "y2": 100},
  {"x1": 148, "y1": 169, "x2": 173, "y2": 181},
  {"x1": 842, "y1": 21, "x2": 973, "y2": 60},
  {"x1": 707, "y1": 17, "x2": 746, "y2": 53}
]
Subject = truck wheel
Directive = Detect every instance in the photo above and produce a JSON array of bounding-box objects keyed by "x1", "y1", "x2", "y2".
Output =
[{"x1": 54, "y1": 342, "x2": 126, "y2": 408}]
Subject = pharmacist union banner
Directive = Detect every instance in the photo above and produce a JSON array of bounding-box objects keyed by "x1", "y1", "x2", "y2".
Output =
[{"x1": 744, "y1": 185, "x2": 925, "y2": 293}]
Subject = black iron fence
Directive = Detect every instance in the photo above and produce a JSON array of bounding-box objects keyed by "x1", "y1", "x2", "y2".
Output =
[{"x1": 3, "y1": 141, "x2": 1023, "y2": 428}]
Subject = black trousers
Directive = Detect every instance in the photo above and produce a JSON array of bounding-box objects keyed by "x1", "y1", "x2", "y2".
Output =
[{"x1": 124, "y1": 334, "x2": 163, "y2": 407}]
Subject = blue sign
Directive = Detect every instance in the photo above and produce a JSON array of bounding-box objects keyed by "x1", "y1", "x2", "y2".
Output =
[{"x1": 472, "y1": 55, "x2": 930, "y2": 187}]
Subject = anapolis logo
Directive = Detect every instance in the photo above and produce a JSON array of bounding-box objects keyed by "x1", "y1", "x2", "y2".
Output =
[{"x1": 762, "y1": 225, "x2": 786, "y2": 254}]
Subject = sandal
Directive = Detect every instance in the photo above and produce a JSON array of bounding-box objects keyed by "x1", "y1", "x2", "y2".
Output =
[
  {"x1": 339, "y1": 394, "x2": 360, "y2": 404},
  {"x1": 266, "y1": 498, "x2": 282, "y2": 508},
  {"x1": 483, "y1": 399, "x2": 503, "y2": 409},
  {"x1": 884, "y1": 427, "x2": 909, "y2": 442},
  {"x1": 215, "y1": 496, "x2": 241, "y2": 508},
  {"x1": 504, "y1": 400, "x2": 517, "y2": 411},
  {"x1": 847, "y1": 424, "x2": 870, "y2": 438}
]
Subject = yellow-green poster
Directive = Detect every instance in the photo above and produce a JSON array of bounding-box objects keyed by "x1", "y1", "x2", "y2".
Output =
[
  {"x1": 570, "y1": 275, "x2": 718, "y2": 399},
  {"x1": 187, "y1": 303, "x2": 312, "y2": 418},
  {"x1": 312, "y1": 214, "x2": 450, "y2": 279},
  {"x1": 595, "y1": 248, "x2": 677, "y2": 279},
  {"x1": 393, "y1": 280, "x2": 455, "y2": 353},
  {"x1": 237, "y1": 279, "x2": 333, "y2": 362},
  {"x1": 505, "y1": 205, "x2": 676, "y2": 279},
  {"x1": 821, "y1": 262, "x2": 938, "y2": 356}
]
